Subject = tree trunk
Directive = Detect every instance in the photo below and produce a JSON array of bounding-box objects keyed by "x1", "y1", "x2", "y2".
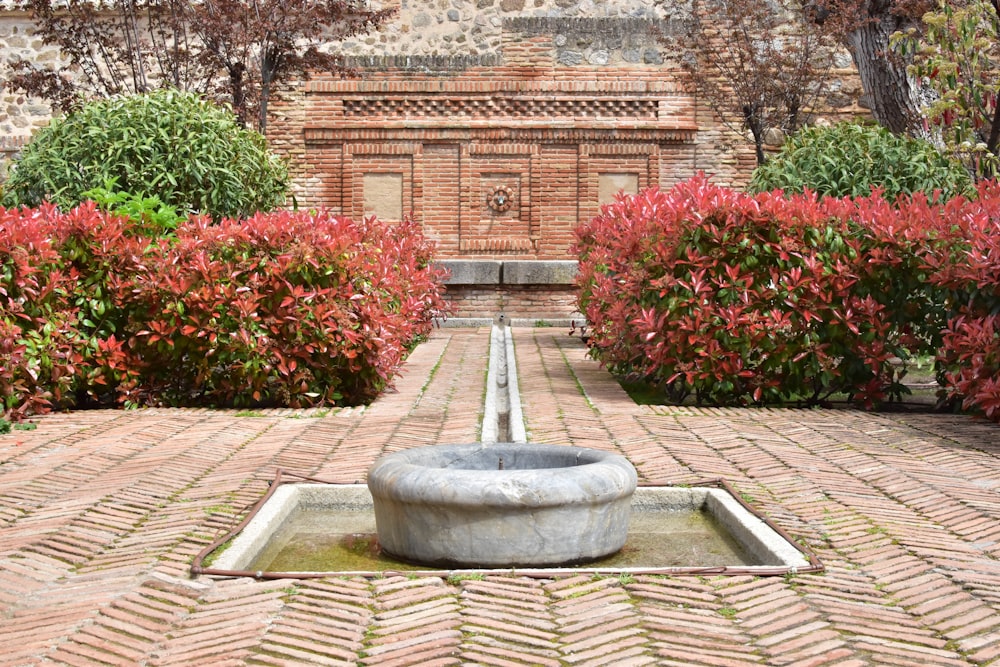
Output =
[
  {"x1": 229, "y1": 63, "x2": 247, "y2": 128},
  {"x1": 743, "y1": 104, "x2": 767, "y2": 166},
  {"x1": 258, "y1": 49, "x2": 278, "y2": 136},
  {"x1": 844, "y1": 4, "x2": 925, "y2": 136}
]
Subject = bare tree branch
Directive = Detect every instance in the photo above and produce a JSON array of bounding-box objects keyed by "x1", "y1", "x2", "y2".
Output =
[
  {"x1": 4, "y1": 0, "x2": 395, "y2": 133},
  {"x1": 667, "y1": 0, "x2": 836, "y2": 165}
]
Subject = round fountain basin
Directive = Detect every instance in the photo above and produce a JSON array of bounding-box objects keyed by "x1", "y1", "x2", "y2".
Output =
[{"x1": 366, "y1": 443, "x2": 638, "y2": 567}]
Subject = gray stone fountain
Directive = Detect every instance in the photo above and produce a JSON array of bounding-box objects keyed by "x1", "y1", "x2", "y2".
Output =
[
  {"x1": 201, "y1": 319, "x2": 816, "y2": 577},
  {"x1": 367, "y1": 318, "x2": 638, "y2": 567}
]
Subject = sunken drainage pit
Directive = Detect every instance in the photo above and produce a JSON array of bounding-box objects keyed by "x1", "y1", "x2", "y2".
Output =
[{"x1": 193, "y1": 322, "x2": 822, "y2": 578}]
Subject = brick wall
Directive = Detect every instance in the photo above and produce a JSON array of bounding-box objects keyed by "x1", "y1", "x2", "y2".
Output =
[
  {"x1": 275, "y1": 87, "x2": 698, "y2": 262},
  {"x1": 272, "y1": 66, "x2": 704, "y2": 258},
  {"x1": 263, "y1": 14, "x2": 727, "y2": 319},
  {"x1": 441, "y1": 285, "x2": 581, "y2": 323}
]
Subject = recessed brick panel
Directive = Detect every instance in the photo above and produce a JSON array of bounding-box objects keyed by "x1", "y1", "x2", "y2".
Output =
[
  {"x1": 580, "y1": 146, "x2": 655, "y2": 224},
  {"x1": 345, "y1": 150, "x2": 416, "y2": 222},
  {"x1": 598, "y1": 173, "x2": 640, "y2": 206},
  {"x1": 463, "y1": 147, "x2": 534, "y2": 253},
  {"x1": 363, "y1": 173, "x2": 404, "y2": 221}
]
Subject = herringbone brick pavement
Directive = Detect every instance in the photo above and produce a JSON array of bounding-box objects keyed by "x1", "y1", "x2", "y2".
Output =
[{"x1": 2, "y1": 328, "x2": 1000, "y2": 665}]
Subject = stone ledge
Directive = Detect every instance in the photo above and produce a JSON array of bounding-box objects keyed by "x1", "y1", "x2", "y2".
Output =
[
  {"x1": 502, "y1": 260, "x2": 578, "y2": 285},
  {"x1": 434, "y1": 259, "x2": 578, "y2": 286},
  {"x1": 437, "y1": 260, "x2": 502, "y2": 285},
  {"x1": 437, "y1": 317, "x2": 583, "y2": 329}
]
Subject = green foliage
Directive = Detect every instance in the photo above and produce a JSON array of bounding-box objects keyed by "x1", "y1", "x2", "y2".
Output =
[
  {"x1": 894, "y1": 1, "x2": 1000, "y2": 180},
  {"x1": 81, "y1": 184, "x2": 185, "y2": 236},
  {"x1": 749, "y1": 122, "x2": 973, "y2": 200},
  {"x1": 2, "y1": 90, "x2": 288, "y2": 219},
  {"x1": 0, "y1": 417, "x2": 32, "y2": 433}
]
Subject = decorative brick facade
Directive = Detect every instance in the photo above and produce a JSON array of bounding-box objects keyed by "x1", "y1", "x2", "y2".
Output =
[
  {"x1": 262, "y1": 12, "x2": 739, "y2": 319},
  {"x1": 275, "y1": 68, "x2": 701, "y2": 261},
  {"x1": 266, "y1": 13, "x2": 750, "y2": 258}
]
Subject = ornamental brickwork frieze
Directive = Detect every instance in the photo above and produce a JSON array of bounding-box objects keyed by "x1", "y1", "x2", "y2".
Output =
[{"x1": 344, "y1": 97, "x2": 661, "y2": 120}]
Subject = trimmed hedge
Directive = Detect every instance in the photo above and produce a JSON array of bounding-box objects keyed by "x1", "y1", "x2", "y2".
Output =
[
  {"x1": 0, "y1": 204, "x2": 447, "y2": 417},
  {"x1": 573, "y1": 174, "x2": 962, "y2": 408},
  {"x1": 925, "y1": 180, "x2": 1000, "y2": 419}
]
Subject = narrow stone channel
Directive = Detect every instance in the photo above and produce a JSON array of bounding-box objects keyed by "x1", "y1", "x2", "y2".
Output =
[{"x1": 481, "y1": 317, "x2": 526, "y2": 444}]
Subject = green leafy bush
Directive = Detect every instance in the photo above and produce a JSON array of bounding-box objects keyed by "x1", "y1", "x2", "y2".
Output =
[
  {"x1": 0, "y1": 203, "x2": 447, "y2": 417},
  {"x1": 2, "y1": 90, "x2": 288, "y2": 219},
  {"x1": 749, "y1": 122, "x2": 973, "y2": 200},
  {"x1": 82, "y1": 185, "x2": 186, "y2": 236},
  {"x1": 574, "y1": 175, "x2": 955, "y2": 407}
]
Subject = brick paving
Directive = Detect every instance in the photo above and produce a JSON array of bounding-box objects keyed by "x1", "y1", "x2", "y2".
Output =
[{"x1": 2, "y1": 327, "x2": 1000, "y2": 665}]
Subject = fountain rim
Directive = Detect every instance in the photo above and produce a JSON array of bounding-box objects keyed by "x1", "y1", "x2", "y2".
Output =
[{"x1": 366, "y1": 442, "x2": 638, "y2": 509}]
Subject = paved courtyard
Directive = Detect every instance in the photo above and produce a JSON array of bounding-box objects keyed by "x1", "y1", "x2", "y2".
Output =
[{"x1": 2, "y1": 327, "x2": 1000, "y2": 666}]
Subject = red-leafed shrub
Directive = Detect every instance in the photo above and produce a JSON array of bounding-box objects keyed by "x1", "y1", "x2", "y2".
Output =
[
  {"x1": 574, "y1": 175, "x2": 951, "y2": 407},
  {"x1": 116, "y1": 211, "x2": 446, "y2": 407},
  {"x1": 0, "y1": 204, "x2": 447, "y2": 416},
  {"x1": 0, "y1": 202, "x2": 138, "y2": 416},
  {"x1": 924, "y1": 180, "x2": 1000, "y2": 419}
]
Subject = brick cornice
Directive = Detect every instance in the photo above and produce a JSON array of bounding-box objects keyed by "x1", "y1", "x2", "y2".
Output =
[
  {"x1": 302, "y1": 125, "x2": 696, "y2": 144},
  {"x1": 307, "y1": 78, "x2": 687, "y2": 94}
]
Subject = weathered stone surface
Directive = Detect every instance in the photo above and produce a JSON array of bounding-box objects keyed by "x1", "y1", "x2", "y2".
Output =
[
  {"x1": 557, "y1": 49, "x2": 583, "y2": 65},
  {"x1": 502, "y1": 260, "x2": 578, "y2": 285},
  {"x1": 436, "y1": 259, "x2": 503, "y2": 285},
  {"x1": 587, "y1": 49, "x2": 610, "y2": 65},
  {"x1": 367, "y1": 442, "x2": 637, "y2": 567},
  {"x1": 435, "y1": 259, "x2": 578, "y2": 287}
]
